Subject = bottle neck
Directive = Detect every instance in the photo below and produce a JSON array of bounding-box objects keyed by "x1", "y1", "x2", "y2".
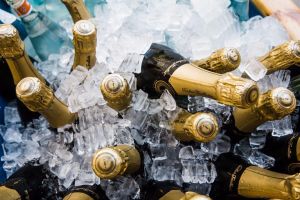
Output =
[
  {"x1": 62, "y1": 0, "x2": 91, "y2": 23},
  {"x1": 169, "y1": 63, "x2": 221, "y2": 98},
  {"x1": 258, "y1": 42, "x2": 300, "y2": 74},
  {"x1": 10, "y1": 0, "x2": 33, "y2": 17},
  {"x1": 6, "y1": 53, "x2": 45, "y2": 85},
  {"x1": 171, "y1": 111, "x2": 193, "y2": 141},
  {"x1": 238, "y1": 166, "x2": 294, "y2": 199},
  {"x1": 40, "y1": 96, "x2": 77, "y2": 128}
]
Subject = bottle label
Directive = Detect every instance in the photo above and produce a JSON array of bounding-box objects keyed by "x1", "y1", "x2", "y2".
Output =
[
  {"x1": 0, "y1": 9, "x2": 16, "y2": 24},
  {"x1": 137, "y1": 43, "x2": 188, "y2": 98},
  {"x1": 14, "y1": 0, "x2": 32, "y2": 17}
]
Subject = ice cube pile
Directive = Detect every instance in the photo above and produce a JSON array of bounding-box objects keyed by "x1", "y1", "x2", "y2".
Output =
[{"x1": 1, "y1": 0, "x2": 297, "y2": 199}]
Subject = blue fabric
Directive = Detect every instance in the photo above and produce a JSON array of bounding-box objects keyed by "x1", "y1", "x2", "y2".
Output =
[{"x1": 0, "y1": 96, "x2": 7, "y2": 182}]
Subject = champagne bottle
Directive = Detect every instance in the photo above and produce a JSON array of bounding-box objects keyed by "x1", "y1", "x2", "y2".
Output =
[
  {"x1": 0, "y1": 164, "x2": 58, "y2": 200},
  {"x1": 233, "y1": 87, "x2": 296, "y2": 134},
  {"x1": 258, "y1": 40, "x2": 300, "y2": 74},
  {"x1": 72, "y1": 19, "x2": 97, "y2": 70},
  {"x1": 159, "y1": 190, "x2": 212, "y2": 200},
  {"x1": 61, "y1": 0, "x2": 91, "y2": 23},
  {"x1": 136, "y1": 43, "x2": 259, "y2": 109},
  {"x1": 5, "y1": 0, "x2": 72, "y2": 61},
  {"x1": 28, "y1": 0, "x2": 70, "y2": 23},
  {"x1": 230, "y1": 0, "x2": 249, "y2": 21},
  {"x1": 0, "y1": 24, "x2": 45, "y2": 85},
  {"x1": 211, "y1": 153, "x2": 300, "y2": 200},
  {"x1": 171, "y1": 111, "x2": 220, "y2": 143},
  {"x1": 192, "y1": 47, "x2": 241, "y2": 73},
  {"x1": 262, "y1": 133, "x2": 300, "y2": 173},
  {"x1": 92, "y1": 144, "x2": 141, "y2": 179},
  {"x1": 63, "y1": 185, "x2": 109, "y2": 200},
  {"x1": 100, "y1": 74, "x2": 132, "y2": 111},
  {"x1": 16, "y1": 77, "x2": 76, "y2": 128}
]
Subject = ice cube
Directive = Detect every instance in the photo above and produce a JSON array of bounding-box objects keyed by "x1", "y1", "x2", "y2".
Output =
[{"x1": 244, "y1": 59, "x2": 267, "y2": 81}]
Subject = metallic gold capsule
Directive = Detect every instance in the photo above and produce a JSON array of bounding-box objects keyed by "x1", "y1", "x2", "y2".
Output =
[
  {"x1": 192, "y1": 48, "x2": 241, "y2": 73},
  {"x1": 72, "y1": 20, "x2": 97, "y2": 70},
  {"x1": 92, "y1": 144, "x2": 141, "y2": 179},
  {"x1": 159, "y1": 190, "x2": 212, "y2": 200},
  {"x1": 61, "y1": 0, "x2": 91, "y2": 23},
  {"x1": 0, "y1": 24, "x2": 45, "y2": 85},
  {"x1": 100, "y1": 74, "x2": 132, "y2": 111},
  {"x1": 16, "y1": 77, "x2": 76, "y2": 128},
  {"x1": 258, "y1": 40, "x2": 300, "y2": 74},
  {"x1": 0, "y1": 186, "x2": 22, "y2": 200},
  {"x1": 238, "y1": 166, "x2": 300, "y2": 200},
  {"x1": 233, "y1": 87, "x2": 296, "y2": 133},
  {"x1": 63, "y1": 192, "x2": 94, "y2": 200},
  {"x1": 171, "y1": 111, "x2": 220, "y2": 143}
]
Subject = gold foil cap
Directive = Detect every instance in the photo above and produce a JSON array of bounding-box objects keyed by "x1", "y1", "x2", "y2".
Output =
[
  {"x1": 217, "y1": 73, "x2": 259, "y2": 108},
  {"x1": 16, "y1": 77, "x2": 53, "y2": 112},
  {"x1": 193, "y1": 48, "x2": 241, "y2": 73},
  {"x1": 259, "y1": 87, "x2": 296, "y2": 120},
  {"x1": 92, "y1": 147, "x2": 128, "y2": 179},
  {"x1": 183, "y1": 192, "x2": 212, "y2": 200},
  {"x1": 259, "y1": 40, "x2": 300, "y2": 74},
  {"x1": 73, "y1": 20, "x2": 97, "y2": 53},
  {"x1": 184, "y1": 113, "x2": 219, "y2": 143},
  {"x1": 61, "y1": 0, "x2": 91, "y2": 22},
  {"x1": 0, "y1": 24, "x2": 24, "y2": 58},
  {"x1": 100, "y1": 74, "x2": 132, "y2": 111}
]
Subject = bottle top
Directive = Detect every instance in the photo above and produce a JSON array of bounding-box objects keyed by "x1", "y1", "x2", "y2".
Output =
[
  {"x1": 185, "y1": 112, "x2": 219, "y2": 142},
  {"x1": 16, "y1": 77, "x2": 53, "y2": 112},
  {"x1": 262, "y1": 87, "x2": 296, "y2": 119},
  {"x1": 100, "y1": 74, "x2": 132, "y2": 111},
  {"x1": 0, "y1": 24, "x2": 24, "y2": 58},
  {"x1": 289, "y1": 40, "x2": 300, "y2": 58},
  {"x1": 5, "y1": 0, "x2": 32, "y2": 16},
  {"x1": 92, "y1": 147, "x2": 128, "y2": 179},
  {"x1": 223, "y1": 48, "x2": 240, "y2": 65},
  {"x1": 73, "y1": 20, "x2": 97, "y2": 52},
  {"x1": 74, "y1": 20, "x2": 96, "y2": 36}
]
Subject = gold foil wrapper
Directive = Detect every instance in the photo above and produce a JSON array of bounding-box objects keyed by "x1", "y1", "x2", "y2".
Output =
[
  {"x1": 100, "y1": 74, "x2": 132, "y2": 111},
  {"x1": 171, "y1": 111, "x2": 219, "y2": 143},
  {"x1": 0, "y1": 24, "x2": 24, "y2": 58},
  {"x1": 216, "y1": 73, "x2": 259, "y2": 108},
  {"x1": 0, "y1": 24, "x2": 45, "y2": 84},
  {"x1": 259, "y1": 40, "x2": 300, "y2": 74},
  {"x1": 160, "y1": 190, "x2": 212, "y2": 200},
  {"x1": 73, "y1": 20, "x2": 97, "y2": 70},
  {"x1": 92, "y1": 144, "x2": 141, "y2": 179},
  {"x1": 233, "y1": 87, "x2": 296, "y2": 133},
  {"x1": 61, "y1": 0, "x2": 91, "y2": 22},
  {"x1": 192, "y1": 48, "x2": 241, "y2": 73},
  {"x1": 169, "y1": 63, "x2": 259, "y2": 108},
  {"x1": 0, "y1": 186, "x2": 22, "y2": 200},
  {"x1": 16, "y1": 77, "x2": 76, "y2": 128},
  {"x1": 238, "y1": 166, "x2": 300, "y2": 200},
  {"x1": 63, "y1": 192, "x2": 94, "y2": 200}
]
